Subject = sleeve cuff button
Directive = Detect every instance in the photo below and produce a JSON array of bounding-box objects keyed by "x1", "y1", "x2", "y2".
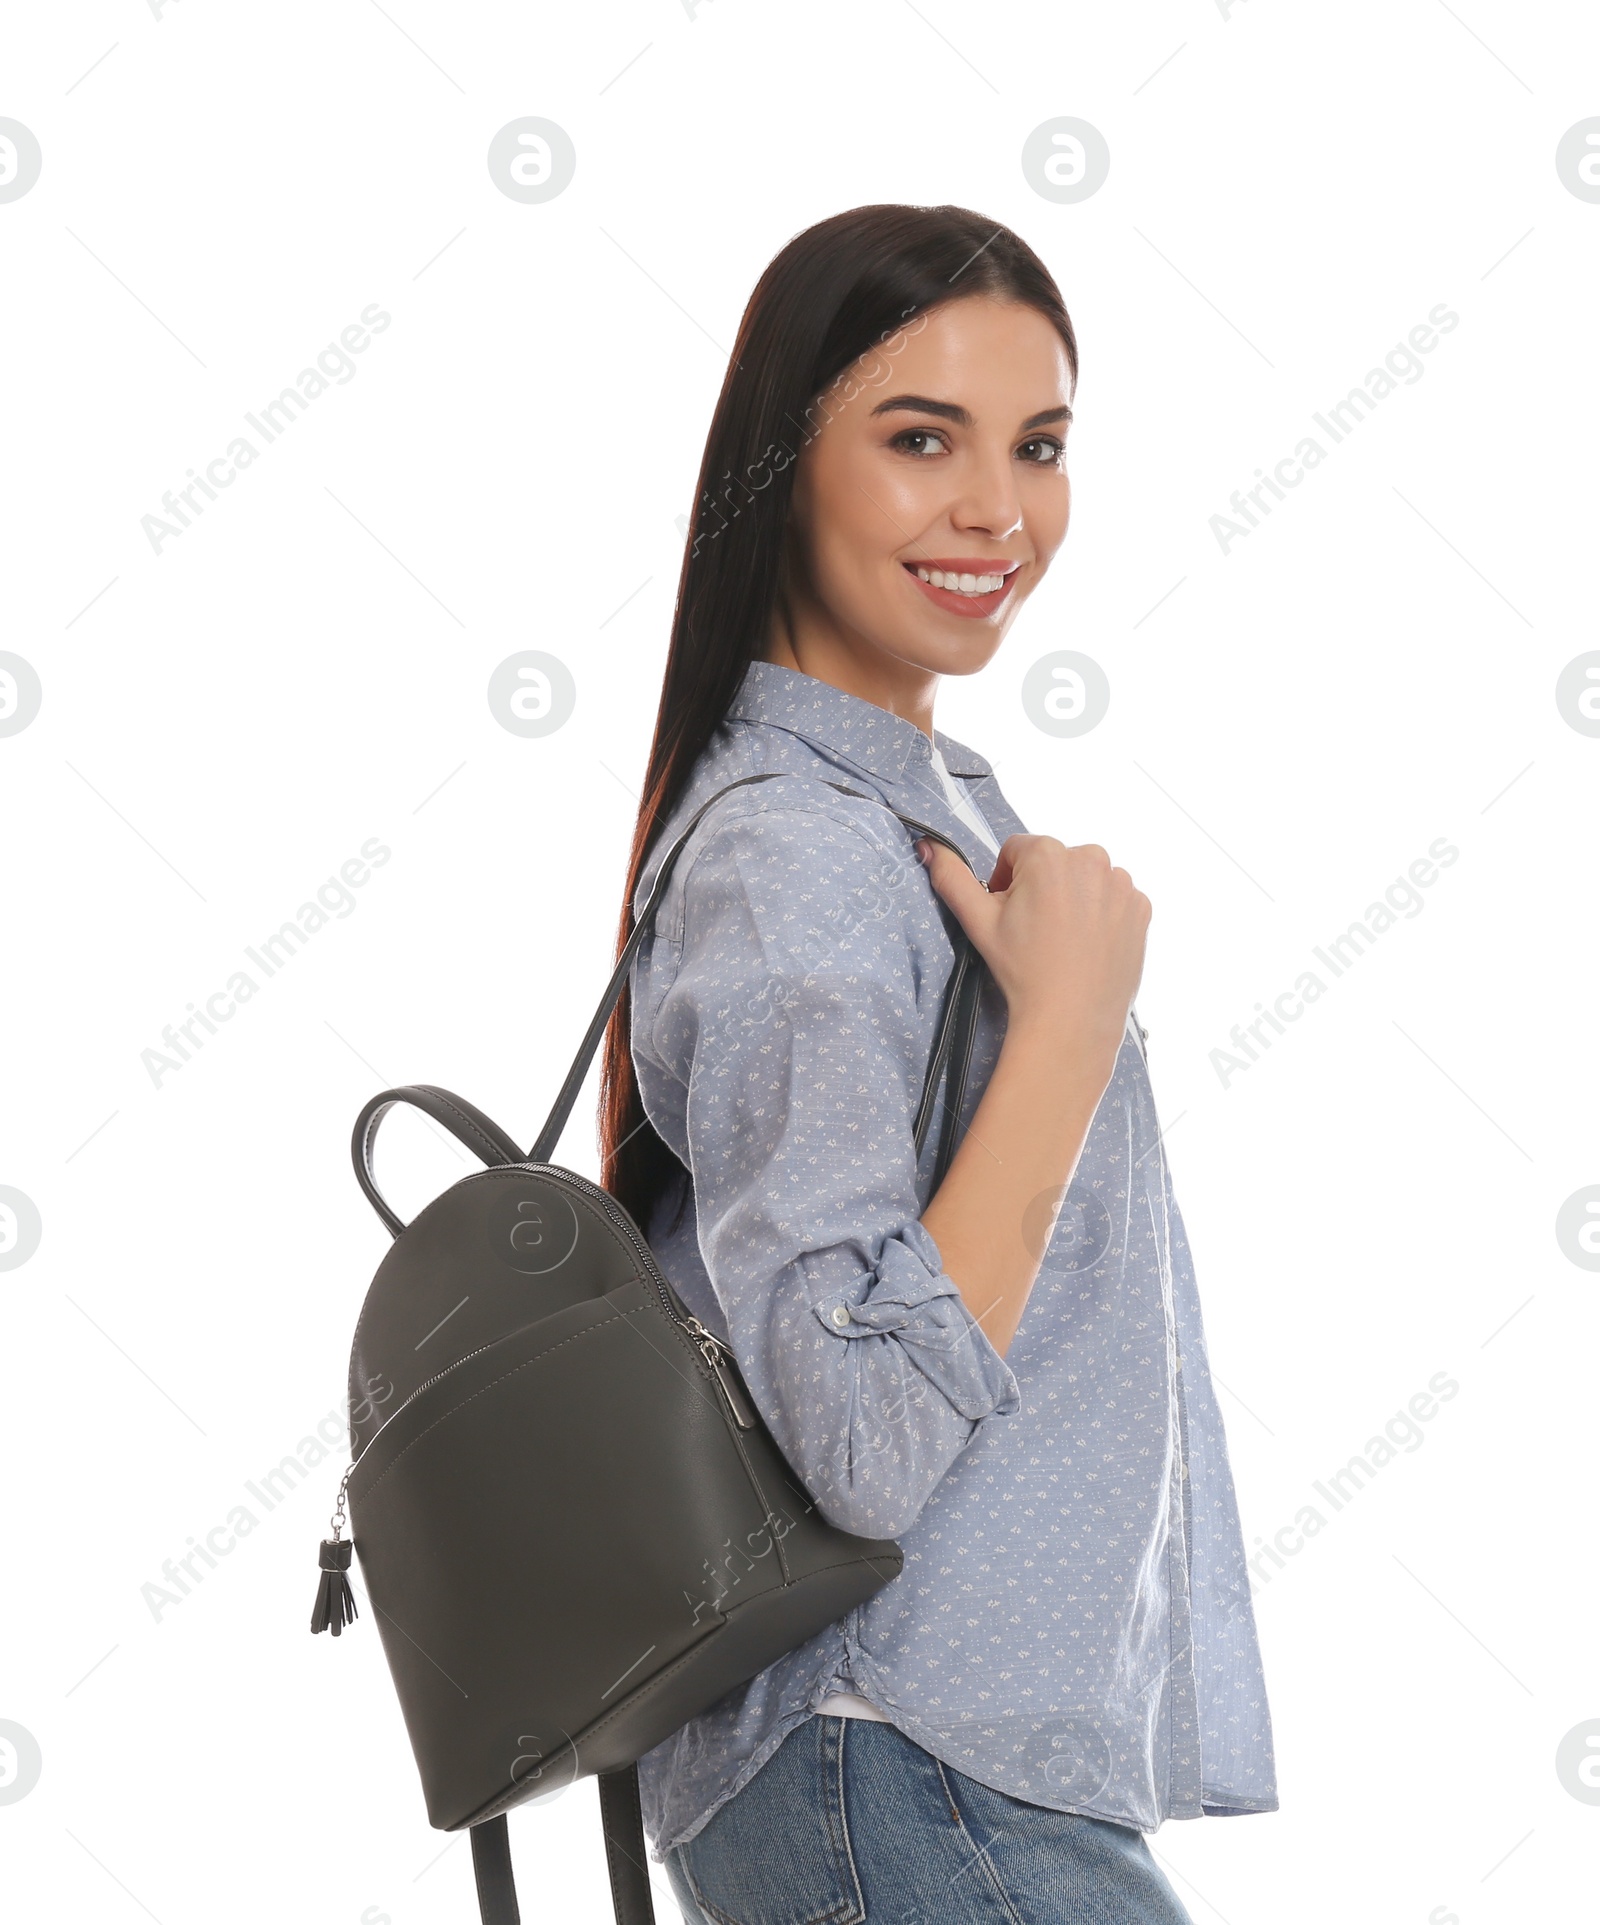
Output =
[{"x1": 830, "y1": 1304, "x2": 850, "y2": 1327}]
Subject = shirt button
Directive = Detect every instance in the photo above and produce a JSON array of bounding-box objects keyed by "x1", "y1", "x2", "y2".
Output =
[{"x1": 831, "y1": 1305, "x2": 850, "y2": 1327}]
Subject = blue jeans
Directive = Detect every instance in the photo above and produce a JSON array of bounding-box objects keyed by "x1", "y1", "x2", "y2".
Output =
[{"x1": 663, "y1": 1715, "x2": 1195, "y2": 1925}]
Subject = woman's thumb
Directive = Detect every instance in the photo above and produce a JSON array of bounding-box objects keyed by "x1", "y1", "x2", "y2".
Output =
[{"x1": 916, "y1": 838, "x2": 993, "y2": 939}]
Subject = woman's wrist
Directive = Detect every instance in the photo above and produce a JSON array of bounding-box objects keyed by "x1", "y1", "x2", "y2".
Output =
[{"x1": 999, "y1": 1001, "x2": 1125, "y2": 1083}]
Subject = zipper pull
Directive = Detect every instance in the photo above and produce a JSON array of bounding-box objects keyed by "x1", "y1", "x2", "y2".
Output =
[
  {"x1": 683, "y1": 1319, "x2": 758, "y2": 1430},
  {"x1": 310, "y1": 1465, "x2": 359, "y2": 1637}
]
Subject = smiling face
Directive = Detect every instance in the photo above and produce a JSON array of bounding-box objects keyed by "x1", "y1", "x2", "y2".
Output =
[{"x1": 770, "y1": 295, "x2": 1075, "y2": 700}]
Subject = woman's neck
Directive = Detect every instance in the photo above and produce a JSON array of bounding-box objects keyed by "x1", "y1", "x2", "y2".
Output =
[{"x1": 762, "y1": 605, "x2": 939, "y2": 741}]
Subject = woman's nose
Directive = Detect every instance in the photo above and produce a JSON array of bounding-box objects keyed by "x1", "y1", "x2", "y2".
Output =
[{"x1": 949, "y1": 447, "x2": 1024, "y2": 541}]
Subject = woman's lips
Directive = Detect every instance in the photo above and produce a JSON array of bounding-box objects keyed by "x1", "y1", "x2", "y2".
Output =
[{"x1": 902, "y1": 559, "x2": 1020, "y2": 620}]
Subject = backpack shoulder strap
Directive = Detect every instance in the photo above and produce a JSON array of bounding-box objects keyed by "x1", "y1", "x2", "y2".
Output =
[
  {"x1": 529, "y1": 772, "x2": 783, "y2": 1161},
  {"x1": 351, "y1": 777, "x2": 988, "y2": 1235},
  {"x1": 598, "y1": 1766, "x2": 656, "y2": 1925},
  {"x1": 470, "y1": 1815, "x2": 521, "y2": 1923},
  {"x1": 469, "y1": 1764, "x2": 655, "y2": 1925},
  {"x1": 527, "y1": 772, "x2": 987, "y2": 1169}
]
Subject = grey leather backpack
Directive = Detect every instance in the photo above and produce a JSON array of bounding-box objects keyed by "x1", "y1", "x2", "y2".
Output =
[{"x1": 312, "y1": 772, "x2": 986, "y2": 1924}]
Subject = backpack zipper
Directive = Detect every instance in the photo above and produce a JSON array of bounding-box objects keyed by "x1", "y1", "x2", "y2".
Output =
[
  {"x1": 345, "y1": 1162, "x2": 751, "y2": 1472},
  {"x1": 679, "y1": 1316, "x2": 758, "y2": 1429},
  {"x1": 531, "y1": 1164, "x2": 759, "y2": 1429}
]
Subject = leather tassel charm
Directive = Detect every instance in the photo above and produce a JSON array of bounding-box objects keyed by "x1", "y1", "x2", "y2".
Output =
[{"x1": 310, "y1": 1537, "x2": 357, "y2": 1637}]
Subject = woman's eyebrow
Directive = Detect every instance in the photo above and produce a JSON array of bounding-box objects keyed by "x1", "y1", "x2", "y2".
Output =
[
  {"x1": 871, "y1": 393, "x2": 971, "y2": 425},
  {"x1": 869, "y1": 394, "x2": 1075, "y2": 430}
]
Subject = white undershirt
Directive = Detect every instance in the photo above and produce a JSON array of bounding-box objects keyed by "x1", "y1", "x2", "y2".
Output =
[
  {"x1": 927, "y1": 742, "x2": 1001, "y2": 857},
  {"x1": 814, "y1": 1689, "x2": 892, "y2": 1721}
]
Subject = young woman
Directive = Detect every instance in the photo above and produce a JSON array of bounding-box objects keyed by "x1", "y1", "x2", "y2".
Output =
[{"x1": 601, "y1": 205, "x2": 1277, "y2": 1925}]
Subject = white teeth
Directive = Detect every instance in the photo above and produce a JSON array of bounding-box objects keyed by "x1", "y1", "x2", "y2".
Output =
[{"x1": 915, "y1": 568, "x2": 1007, "y2": 595}]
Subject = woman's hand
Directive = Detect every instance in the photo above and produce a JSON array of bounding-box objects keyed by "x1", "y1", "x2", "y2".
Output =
[
  {"x1": 918, "y1": 835, "x2": 1150, "y2": 1080},
  {"x1": 915, "y1": 834, "x2": 1152, "y2": 1357}
]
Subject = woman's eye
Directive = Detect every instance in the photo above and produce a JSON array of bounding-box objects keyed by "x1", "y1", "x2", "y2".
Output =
[
  {"x1": 1017, "y1": 436, "x2": 1065, "y2": 465},
  {"x1": 888, "y1": 428, "x2": 949, "y2": 457}
]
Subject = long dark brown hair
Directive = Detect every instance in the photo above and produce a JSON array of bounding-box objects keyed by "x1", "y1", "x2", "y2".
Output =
[{"x1": 599, "y1": 203, "x2": 1078, "y2": 1231}]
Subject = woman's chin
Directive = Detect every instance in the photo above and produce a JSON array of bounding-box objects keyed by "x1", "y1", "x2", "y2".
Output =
[{"x1": 891, "y1": 620, "x2": 1010, "y2": 679}]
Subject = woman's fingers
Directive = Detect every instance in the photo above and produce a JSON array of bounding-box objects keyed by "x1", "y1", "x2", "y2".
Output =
[
  {"x1": 916, "y1": 839, "x2": 998, "y2": 946},
  {"x1": 917, "y1": 831, "x2": 1150, "y2": 1069}
]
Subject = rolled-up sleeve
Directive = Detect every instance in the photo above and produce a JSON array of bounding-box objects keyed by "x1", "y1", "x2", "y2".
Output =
[{"x1": 633, "y1": 797, "x2": 1019, "y2": 1541}]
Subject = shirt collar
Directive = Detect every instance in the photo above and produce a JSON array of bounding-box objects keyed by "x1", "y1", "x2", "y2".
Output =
[{"x1": 726, "y1": 660, "x2": 993, "y2": 783}]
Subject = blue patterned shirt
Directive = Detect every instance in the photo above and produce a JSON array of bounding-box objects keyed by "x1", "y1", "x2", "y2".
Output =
[{"x1": 629, "y1": 661, "x2": 1277, "y2": 1857}]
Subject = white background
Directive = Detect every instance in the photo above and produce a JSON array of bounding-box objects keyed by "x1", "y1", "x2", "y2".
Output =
[{"x1": 3, "y1": 2, "x2": 1597, "y2": 1921}]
